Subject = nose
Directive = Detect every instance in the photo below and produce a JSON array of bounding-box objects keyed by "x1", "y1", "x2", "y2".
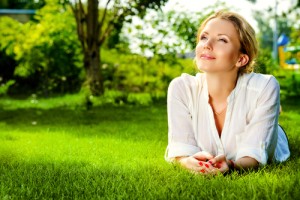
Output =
[{"x1": 203, "y1": 39, "x2": 212, "y2": 50}]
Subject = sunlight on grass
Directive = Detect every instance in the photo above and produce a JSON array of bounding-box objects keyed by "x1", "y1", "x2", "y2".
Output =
[
  {"x1": 0, "y1": 96, "x2": 299, "y2": 199},
  {"x1": 1, "y1": 130, "x2": 165, "y2": 170}
]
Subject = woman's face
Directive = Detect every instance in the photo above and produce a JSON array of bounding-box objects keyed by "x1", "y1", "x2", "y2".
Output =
[{"x1": 195, "y1": 18, "x2": 243, "y2": 73}]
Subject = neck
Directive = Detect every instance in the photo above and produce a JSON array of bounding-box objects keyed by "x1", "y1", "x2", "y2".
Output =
[{"x1": 206, "y1": 72, "x2": 238, "y2": 103}]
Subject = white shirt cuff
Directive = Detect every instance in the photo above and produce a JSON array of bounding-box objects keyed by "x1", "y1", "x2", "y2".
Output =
[
  {"x1": 165, "y1": 142, "x2": 200, "y2": 162},
  {"x1": 235, "y1": 147, "x2": 267, "y2": 165}
]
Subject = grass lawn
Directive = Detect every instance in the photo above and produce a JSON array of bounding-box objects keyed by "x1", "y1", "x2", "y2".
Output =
[{"x1": 0, "y1": 95, "x2": 299, "y2": 199}]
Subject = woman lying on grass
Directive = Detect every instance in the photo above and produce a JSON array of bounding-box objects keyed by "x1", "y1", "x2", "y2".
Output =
[{"x1": 165, "y1": 10, "x2": 290, "y2": 175}]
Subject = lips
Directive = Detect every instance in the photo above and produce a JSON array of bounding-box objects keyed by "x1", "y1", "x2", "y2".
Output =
[{"x1": 200, "y1": 54, "x2": 216, "y2": 60}]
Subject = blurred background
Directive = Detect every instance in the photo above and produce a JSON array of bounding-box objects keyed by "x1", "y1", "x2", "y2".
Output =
[{"x1": 0, "y1": 0, "x2": 299, "y2": 106}]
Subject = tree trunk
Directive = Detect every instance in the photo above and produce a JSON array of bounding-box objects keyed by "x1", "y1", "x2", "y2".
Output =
[
  {"x1": 83, "y1": 47, "x2": 104, "y2": 96},
  {"x1": 70, "y1": 0, "x2": 168, "y2": 96},
  {"x1": 71, "y1": 0, "x2": 104, "y2": 96}
]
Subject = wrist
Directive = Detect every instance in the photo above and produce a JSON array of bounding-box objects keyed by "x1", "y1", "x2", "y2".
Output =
[
  {"x1": 175, "y1": 156, "x2": 188, "y2": 163},
  {"x1": 227, "y1": 159, "x2": 235, "y2": 170}
]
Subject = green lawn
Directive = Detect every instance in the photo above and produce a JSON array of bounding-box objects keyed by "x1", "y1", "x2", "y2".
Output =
[{"x1": 0, "y1": 95, "x2": 299, "y2": 199}]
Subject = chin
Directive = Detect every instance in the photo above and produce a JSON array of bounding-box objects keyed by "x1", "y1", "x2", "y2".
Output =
[{"x1": 197, "y1": 65, "x2": 209, "y2": 72}]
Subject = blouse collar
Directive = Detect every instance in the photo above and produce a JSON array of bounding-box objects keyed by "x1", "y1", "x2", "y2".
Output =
[{"x1": 197, "y1": 72, "x2": 245, "y2": 103}]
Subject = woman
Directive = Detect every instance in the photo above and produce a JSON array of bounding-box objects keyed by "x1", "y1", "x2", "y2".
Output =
[{"x1": 165, "y1": 10, "x2": 290, "y2": 175}]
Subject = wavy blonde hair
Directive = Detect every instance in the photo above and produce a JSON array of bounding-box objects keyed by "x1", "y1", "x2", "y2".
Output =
[{"x1": 196, "y1": 10, "x2": 258, "y2": 74}]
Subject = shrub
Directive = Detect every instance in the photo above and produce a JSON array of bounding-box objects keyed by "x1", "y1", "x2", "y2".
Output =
[
  {"x1": 101, "y1": 49, "x2": 195, "y2": 103},
  {"x1": 0, "y1": 80, "x2": 15, "y2": 96},
  {"x1": 10, "y1": 2, "x2": 83, "y2": 95},
  {"x1": 274, "y1": 69, "x2": 300, "y2": 100},
  {"x1": 255, "y1": 48, "x2": 278, "y2": 74},
  {"x1": 127, "y1": 92, "x2": 153, "y2": 106},
  {"x1": 0, "y1": 17, "x2": 21, "y2": 83}
]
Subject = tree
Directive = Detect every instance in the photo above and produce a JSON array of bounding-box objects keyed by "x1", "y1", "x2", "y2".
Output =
[{"x1": 67, "y1": 0, "x2": 168, "y2": 96}]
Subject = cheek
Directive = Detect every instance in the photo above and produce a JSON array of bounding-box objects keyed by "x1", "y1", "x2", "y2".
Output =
[
  {"x1": 219, "y1": 48, "x2": 239, "y2": 60},
  {"x1": 195, "y1": 44, "x2": 203, "y2": 69},
  {"x1": 195, "y1": 43, "x2": 202, "y2": 57}
]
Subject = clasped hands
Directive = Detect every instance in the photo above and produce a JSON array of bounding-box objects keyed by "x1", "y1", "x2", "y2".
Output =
[{"x1": 176, "y1": 151, "x2": 232, "y2": 175}]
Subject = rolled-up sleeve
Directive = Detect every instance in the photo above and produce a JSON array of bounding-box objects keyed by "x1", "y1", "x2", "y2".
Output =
[
  {"x1": 235, "y1": 76, "x2": 280, "y2": 165},
  {"x1": 165, "y1": 77, "x2": 200, "y2": 162}
]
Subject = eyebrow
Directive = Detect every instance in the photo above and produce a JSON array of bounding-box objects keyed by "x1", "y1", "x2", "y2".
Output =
[{"x1": 201, "y1": 31, "x2": 230, "y2": 37}]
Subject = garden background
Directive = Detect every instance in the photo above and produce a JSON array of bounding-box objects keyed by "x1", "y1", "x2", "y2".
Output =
[{"x1": 0, "y1": 0, "x2": 300, "y2": 199}]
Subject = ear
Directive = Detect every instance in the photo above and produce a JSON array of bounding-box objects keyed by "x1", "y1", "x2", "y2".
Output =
[{"x1": 236, "y1": 54, "x2": 249, "y2": 68}]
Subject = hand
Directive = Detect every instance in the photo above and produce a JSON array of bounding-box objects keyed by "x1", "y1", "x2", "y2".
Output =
[
  {"x1": 192, "y1": 151, "x2": 214, "y2": 161},
  {"x1": 176, "y1": 151, "x2": 216, "y2": 174},
  {"x1": 208, "y1": 155, "x2": 230, "y2": 174}
]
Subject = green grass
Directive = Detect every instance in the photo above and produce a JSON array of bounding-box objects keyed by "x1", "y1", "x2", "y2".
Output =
[{"x1": 0, "y1": 95, "x2": 299, "y2": 199}]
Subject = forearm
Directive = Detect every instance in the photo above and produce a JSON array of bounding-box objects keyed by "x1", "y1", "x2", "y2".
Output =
[
  {"x1": 175, "y1": 156, "x2": 188, "y2": 162},
  {"x1": 232, "y1": 156, "x2": 259, "y2": 170}
]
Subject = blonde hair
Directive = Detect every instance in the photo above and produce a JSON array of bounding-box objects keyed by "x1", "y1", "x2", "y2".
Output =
[{"x1": 196, "y1": 10, "x2": 258, "y2": 74}]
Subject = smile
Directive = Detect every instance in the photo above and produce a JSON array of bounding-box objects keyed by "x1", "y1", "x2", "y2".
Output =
[{"x1": 200, "y1": 54, "x2": 216, "y2": 60}]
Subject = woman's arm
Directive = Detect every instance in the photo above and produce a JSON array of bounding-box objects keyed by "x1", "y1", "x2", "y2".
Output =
[
  {"x1": 166, "y1": 76, "x2": 200, "y2": 160},
  {"x1": 175, "y1": 152, "x2": 215, "y2": 174},
  {"x1": 208, "y1": 155, "x2": 259, "y2": 173},
  {"x1": 234, "y1": 156, "x2": 259, "y2": 170},
  {"x1": 235, "y1": 76, "x2": 280, "y2": 165}
]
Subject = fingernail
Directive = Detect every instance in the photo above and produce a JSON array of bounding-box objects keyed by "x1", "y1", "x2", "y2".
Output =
[
  {"x1": 205, "y1": 164, "x2": 209, "y2": 168},
  {"x1": 199, "y1": 161, "x2": 203, "y2": 166},
  {"x1": 208, "y1": 161, "x2": 213, "y2": 164},
  {"x1": 200, "y1": 169, "x2": 205, "y2": 173}
]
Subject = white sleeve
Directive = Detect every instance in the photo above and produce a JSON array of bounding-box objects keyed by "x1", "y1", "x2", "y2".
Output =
[
  {"x1": 165, "y1": 77, "x2": 200, "y2": 162},
  {"x1": 235, "y1": 76, "x2": 280, "y2": 165}
]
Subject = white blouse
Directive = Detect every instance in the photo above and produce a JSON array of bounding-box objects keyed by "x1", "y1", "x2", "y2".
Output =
[{"x1": 166, "y1": 72, "x2": 290, "y2": 165}]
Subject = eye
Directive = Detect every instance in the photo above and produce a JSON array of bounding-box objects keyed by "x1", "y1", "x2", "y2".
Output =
[
  {"x1": 218, "y1": 38, "x2": 228, "y2": 43},
  {"x1": 200, "y1": 35, "x2": 208, "y2": 41}
]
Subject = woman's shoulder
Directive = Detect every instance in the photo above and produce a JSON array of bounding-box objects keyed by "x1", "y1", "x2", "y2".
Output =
[
  {"x1": 242, "y1": 72, "x2": 279, "y2": 90},
  {"x1": 168, "y1": 73, "x2": 203, "y2": 94},
  {"x1": 170, "y1": 73, "x2": 204, "y2": 86}
]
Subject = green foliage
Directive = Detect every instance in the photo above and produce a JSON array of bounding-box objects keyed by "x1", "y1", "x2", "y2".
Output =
[
  {"x1": 0, "y1": 17, "x2": 22, "y2": 57},
  {"x1": 274, "y1": 70, "x2": 300, "y2": 100},
  {"x1": 11, "y1": 2, "x2": 83, "y2": 95},
  {"x1": 100, "y1": 90, "x2": 127, "y2": 105},
  {"x1": 290, "y1": 26, "x2": 300, "y2": 46},
  {"x1": 0, "y1": 80, "x2": 15, "y2": 96},
  {"x1": 289, "y1": 26, "x2": 300, "y2": 64},
  {"x1": 0, "y1": 17, "x2": 21, "y2": 82},
  {"x1": 127, "y1": 92, "x2": 152, "y2": 106},
  {"x1": 101, "y1": 49, "x2": 196, "y2": 103},
  {"x1": 255, "y1": 48, "x2": 277, "y2": 74}
]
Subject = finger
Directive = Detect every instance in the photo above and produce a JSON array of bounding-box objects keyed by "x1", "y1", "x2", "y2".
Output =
[
  {"x1": 218, "y1": 164, "x2": 229, "y2": 173},
  {"x1": 198, "y1": 161, "x2": 213, "y2": 169},
  {"x1": 191, "y1": 165, "x2": 208, "y2": 174},
  {"x1": 214, "y1": 154, "x2": 226, "y2": 162},
  {"x1": 193, "y1": 151, "x2": 214, "y2": 161},
  {"x1": 199, "y1": 166, "x2": 221, "y2": 175},
  {"x1": 198, "y1": 168, "x2": 207, "y2": 174},
  {"x1": 198, "y1": 161, "x2": 215, "y2": 174},
  {"x1": 208, "y1": 154, "x2": 226, "y2": 165},
  {"x1": 187, "y1": 157, "x2": 207, "y2": 172},
  {"x1": 191, "y1": 158, "x2": 217, "y2": 175}
]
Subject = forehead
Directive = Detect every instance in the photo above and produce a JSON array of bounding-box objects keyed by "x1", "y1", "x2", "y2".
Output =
[{"x1": 201, "y1": 18, "x2": 239, "y2": 38}]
